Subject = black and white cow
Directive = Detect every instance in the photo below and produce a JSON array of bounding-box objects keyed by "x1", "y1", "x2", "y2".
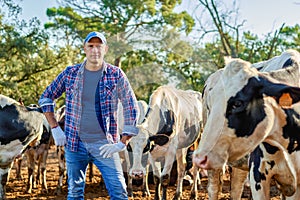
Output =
[
  {"x1": 193, "y1": 55, "x2": 300, "y2": 199},
  {"x1": 119, "y1": 100, "x2": 150, "y2": 197},
  {"x1": 201, "y1": 49, "x2": 300, "y2": 200},
  {"x1": 129, "y1": 85, "x2": 203, "y2": 200},
  {"x1": 0, "y1": 94, "x2": 44, "y2": 199},
  {"x1": 10, "y1": 104, "x2": 52, "y2": 194}
]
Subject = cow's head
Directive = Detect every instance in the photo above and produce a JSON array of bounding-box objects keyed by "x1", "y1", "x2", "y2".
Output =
[
  {"x1": 193, "y1": 58, "x2": 300, "y2": 170},
  {"x1": 127, "y1": 95, "x2": 175, "y2": 178}
]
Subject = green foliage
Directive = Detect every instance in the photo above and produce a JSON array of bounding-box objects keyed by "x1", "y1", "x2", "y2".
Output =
[
  {"x1": 0, "y1": 13, "x2": 80, "y2": 105},
  {"x1": 1, "y1": 0, "x2": 300, "y2": 105}
]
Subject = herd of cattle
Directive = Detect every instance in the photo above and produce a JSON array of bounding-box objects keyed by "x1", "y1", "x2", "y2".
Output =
[{"x1": 1, "y1": 49, "x2": 300, "y2": 200}]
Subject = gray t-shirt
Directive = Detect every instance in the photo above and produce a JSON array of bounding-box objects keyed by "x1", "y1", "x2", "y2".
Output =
[{"x1": 79, "y1": 67, "x2": 106, "y2": 143}]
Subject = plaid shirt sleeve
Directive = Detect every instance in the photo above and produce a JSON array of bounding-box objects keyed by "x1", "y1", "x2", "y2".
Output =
[{"x1": 38, "y1": 68, "x2": 67, "y2": 113}]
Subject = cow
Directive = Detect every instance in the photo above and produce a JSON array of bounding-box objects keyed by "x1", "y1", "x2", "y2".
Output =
[
  {"x1": 23, "y1": 104, "x2": 52, "y2": 194},
  {"x1": 252, "y1": 50, "x2": 299, "y2": 72},
  {"x1": 119, "y1": 100, "x2": 150, "y2": 197},
  {"x1": 0, "y1": 94, "x2": 44, "y2": 199},
  {"x1": 202, "y1": 49, "x2": 300, "y2": 200},
  {"x1": 201, "y1": 68, "x2": 248, "y2": 200},
  {"x1": 193, "y1": 55, "x2": 300, "y2": 199},
  {"x1": 128, "y1": 85, "x2": 203, "y2": 200},
  {"x1": 9, "y1": 104, "x2": 51, "y2": 194}
]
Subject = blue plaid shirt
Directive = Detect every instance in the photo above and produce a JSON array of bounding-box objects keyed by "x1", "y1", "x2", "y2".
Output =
[{"x1": 38, "y1": 60, "x2": 139, "y2": 152}]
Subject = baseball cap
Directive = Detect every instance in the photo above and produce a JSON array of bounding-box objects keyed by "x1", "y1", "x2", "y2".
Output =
[{"x1": 84, "y1": 31, "x2": 107, "y2": 44}]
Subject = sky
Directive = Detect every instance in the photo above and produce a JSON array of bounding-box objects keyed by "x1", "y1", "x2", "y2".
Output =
[{"x1": 18, "y1": 0, "x2": 300, "y2": 36}]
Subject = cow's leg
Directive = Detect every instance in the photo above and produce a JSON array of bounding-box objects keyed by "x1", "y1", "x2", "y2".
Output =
[
  {"x1": 248, "y1": 164, "x2": 271, "y2": 200},
  {"x1": 26, "y1": 150, "x2": 35, "y2": 194},
  {"x1": 207, "y1": 168, "x2": 223, "y2": 200},
  {"x1": 151, "y1": 159, "x2": 162, "y2": 200},
  {"x1": 230, "y1": 167, "x2": 248, "y2": 199},
  {"x1": 123, "y1": 150, "x2": 133, "y2": 197},
  {"x1": 173, "y1": 148, "x2": 187, "y2": 200},
  {"x1": 142, "y1": 163, "x2": 151, "y2": 197},
  {"x1": 159, "y1": 148, "x2": 178, "y2": 200},
  {"x1": 122, "y1": 150, "x2": 134, "y2": 197},
  {"x1": 0, "y1": 166, "x2": 11, "y2": 200},
  {"x1": 189, "y1": 164, "x2": 200, "y2": 200},
  {"x1": 37, "y1": 144, "x2": 49, "y2": 193},
  {"x1": 55, "y1": 146, "x2": 65, "y2": 195},
  {"x1": 14, "y1": 156, "x2": 23, "y2": 181}
]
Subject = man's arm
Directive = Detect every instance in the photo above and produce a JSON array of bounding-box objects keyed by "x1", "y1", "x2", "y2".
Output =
[{"x1": 44, "y1": 112, "x2": 59, "y2": 129}]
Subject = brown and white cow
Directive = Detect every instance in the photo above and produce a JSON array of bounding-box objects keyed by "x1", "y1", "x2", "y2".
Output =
[
  {"x1": 129, "y1": 85, "x2": 203, "y2": 200},
  {"x1": 193, "y1": 56, "x2": 300, "y2": 199},
  {"x1": 0, "y1": 94, "x2": 44, "y2": 199},
  {"x1": 23, "y1": 104, "x2": 52, "y2": 194}
]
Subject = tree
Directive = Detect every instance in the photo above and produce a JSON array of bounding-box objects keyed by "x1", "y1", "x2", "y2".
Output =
[
  {"x1": 0, "y1": 10, "x2": 80, "y2": 105},
  {"x1": 44, "y1": 0, "x2": 195, "y2": 67},
  {"x1": 192, "y1": 0, "x2": 299, "y2": 70}
]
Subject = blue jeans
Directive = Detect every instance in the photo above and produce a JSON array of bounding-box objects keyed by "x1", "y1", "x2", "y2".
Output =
[{"x1": 65, "y1": 140, "x2": 128, "y2": 200}]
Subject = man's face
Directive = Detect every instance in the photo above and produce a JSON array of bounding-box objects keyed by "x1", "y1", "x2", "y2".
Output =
[{"x1": 84, "y1": 37, "x2": 108, "y2": 65}]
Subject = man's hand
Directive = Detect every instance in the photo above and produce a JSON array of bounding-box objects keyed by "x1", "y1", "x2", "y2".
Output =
[
  {"x1": 51, "y1": 126, "x2": 66, "y2": 146},
  {"x1": 99, "y1": 141, "x2": 126, "y2": 158}
]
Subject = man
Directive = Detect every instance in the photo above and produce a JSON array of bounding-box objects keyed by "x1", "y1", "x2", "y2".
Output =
[{"x1": 38, "y1": 31, "x2": 139, "y2": 200}]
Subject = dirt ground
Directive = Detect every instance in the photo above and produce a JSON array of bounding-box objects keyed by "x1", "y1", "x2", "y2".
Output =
[{"x1": 5, "y1": 146, "x2": 281, "y2": 200}]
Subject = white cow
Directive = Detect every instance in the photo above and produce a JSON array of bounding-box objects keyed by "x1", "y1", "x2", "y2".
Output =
[
  {"x1": 129, "y1": 85, "x2": 203, "y2": 200},
  {"x1": 252, "y1": 50, "x2": 299, "y2": 72},
  {"x1": 193, "y1": 54, "x2": 300, "y2": 199}
]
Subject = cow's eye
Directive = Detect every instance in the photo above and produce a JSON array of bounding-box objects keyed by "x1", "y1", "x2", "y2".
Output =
[
  {"x1": 230, "y1": 100, "x2": 246, "y2": 114},
  {"x1": 227, "y1": 100, "x2": 245, "y2": 115},
  {"x1": 232, "y1": 100, "x2": 242, "y2": 109}
]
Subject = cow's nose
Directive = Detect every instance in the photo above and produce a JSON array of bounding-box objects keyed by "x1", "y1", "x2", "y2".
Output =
[
  {"x1": 193, "y1": 154, "x2": 212, "y2": 169},
  {"x1": 130, "y1": 170, "x2": 144, "y2": 179}
]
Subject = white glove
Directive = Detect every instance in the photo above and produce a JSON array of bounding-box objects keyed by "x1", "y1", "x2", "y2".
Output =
[
  {"x1": 99, "y1": 141, "x2": 126, "y2": 158},
  {"x1": 51, "y1": 126, "x2": 66, "y2": 146}
]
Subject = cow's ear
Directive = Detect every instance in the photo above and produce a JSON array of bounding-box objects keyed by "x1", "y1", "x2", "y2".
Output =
[
  {"x1": 258, "y1": 77, "x2": 300, "y2": 106},
  {"x1": 149, "y1": 134, "x2": 169, "y2": 146}
]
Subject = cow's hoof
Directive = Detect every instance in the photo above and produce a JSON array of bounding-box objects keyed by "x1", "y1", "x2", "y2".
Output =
[
  {"x1": 54, "y1": 187, "x2": 62, "y2": 195},
  {"x1": 190, "y1": 191, "x2": 198, "y2": 200},
  {"x1": 127, "y1": 190, "x2": 133, "y2": 198},
  {"x1": 173, "y1": 192, "x2": 182, "y2": 200},
  {"x1": 142, "y1": 190, "x2": 151, "y2": 197},
  {"x1": 42, "y1": 188, "x2": 48, "y2": 194},
  {"x1": 26, "y1": 188, "x2": 32, "y2": 194}
]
